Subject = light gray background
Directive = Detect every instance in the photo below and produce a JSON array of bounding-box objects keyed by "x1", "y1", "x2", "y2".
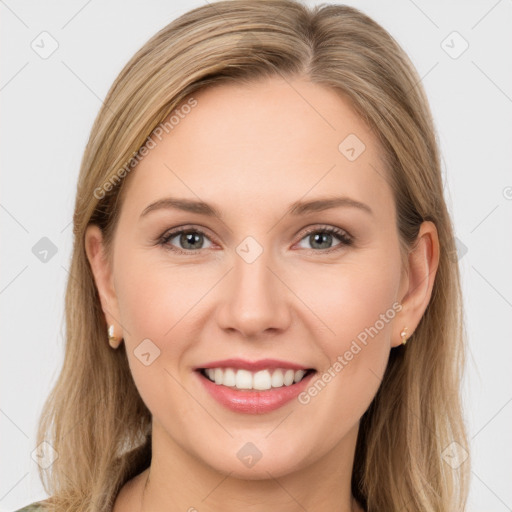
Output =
[{"x1": 1, "y1": 1, "x2": 511, "y2": 510}]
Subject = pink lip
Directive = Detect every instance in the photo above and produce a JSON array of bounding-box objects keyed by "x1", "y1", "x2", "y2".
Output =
[
  {"x1": 195, "y1": 358, "x2": 313, "y2": 372},
  {"x1": 194, "y1": 368, "x2": 316, "y2": 414}
]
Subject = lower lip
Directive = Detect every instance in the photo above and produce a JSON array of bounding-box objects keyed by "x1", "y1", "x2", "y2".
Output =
[{"x1": 195, "y1": 370, "x2": 316, "y2": 414}]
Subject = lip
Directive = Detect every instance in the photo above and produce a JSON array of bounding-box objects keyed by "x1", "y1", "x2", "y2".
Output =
[
  {"x1": 194, "y1": 367, "x2": 317, "y2": 414},
  {"x1": 194, "y1": 358, "x2": 313, "y2": 372}
]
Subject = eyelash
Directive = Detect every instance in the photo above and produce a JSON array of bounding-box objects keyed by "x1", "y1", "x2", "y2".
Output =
[{"x1": 156, "y1": 224, "x2": 354, "y2": 256}]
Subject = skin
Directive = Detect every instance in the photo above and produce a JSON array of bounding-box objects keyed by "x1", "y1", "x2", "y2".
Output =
[{"x1": 86, "y1": 76, "x2": 439, "y2": 512}]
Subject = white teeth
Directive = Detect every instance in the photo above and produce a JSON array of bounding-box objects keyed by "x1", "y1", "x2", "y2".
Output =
[
  {"x1": 283, "y1": 369, "x2": 295, "y2": 386},
  {"x1": 294, "y1": 370, "x2": 306, "y2": 383},
  {"x1": 235, "y1": 369, "x2": 253, "y2": 389},
  {"x1": 223, "y1": 368, "x2": 236, "y2": 387},
  {"x1": 271, "y1": 369, "x2": 284, "y2": 388},
  {"x1": 202, "y1": 367, "x2": 310, "y2": 390},
  {"x1": 253, "y1": 370, "x2": 272, "y2": 390}
]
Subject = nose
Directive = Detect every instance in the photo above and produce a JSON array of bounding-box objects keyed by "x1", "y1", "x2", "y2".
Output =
[{"x1": 216, "y1": 242, "x2": 292, "y2": 339}]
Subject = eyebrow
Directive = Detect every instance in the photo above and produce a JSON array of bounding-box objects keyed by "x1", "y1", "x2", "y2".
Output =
[{"x1": 139, "y1": 195, "x2": 373, "y2": 220}]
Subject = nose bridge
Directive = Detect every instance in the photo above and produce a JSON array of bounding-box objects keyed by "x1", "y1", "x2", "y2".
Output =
[{"x1": 217, "y1": 234, "x2": 291, "y2": 336}]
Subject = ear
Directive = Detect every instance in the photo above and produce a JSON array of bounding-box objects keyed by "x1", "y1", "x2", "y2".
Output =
[
  {"x1": 84, "y1": 224, "x2": 123, "y2": 339},
  {"x1": 392, "y1": 220, "x2": 440, "y2": 348}
]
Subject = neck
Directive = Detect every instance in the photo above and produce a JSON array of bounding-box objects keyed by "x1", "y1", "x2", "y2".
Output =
[{"x1": 137, "y1": 419, "x2": 362, "y2": 512}]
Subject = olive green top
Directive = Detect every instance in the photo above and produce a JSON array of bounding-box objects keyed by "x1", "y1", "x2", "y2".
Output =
[{"x1": 12, "y1": 501, "x2": 48, "y2": 512}]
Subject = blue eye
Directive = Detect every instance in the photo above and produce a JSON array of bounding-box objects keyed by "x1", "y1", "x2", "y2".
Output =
[
  {"x1": 298, "y1": 226, "x2": 353, "y2": 252},
  {"x1": 159, "y1": 228, "x2": 214, "y2": 254},
  {"x1": 158, "y1": 225, "x2": 353, "y2": 255}
]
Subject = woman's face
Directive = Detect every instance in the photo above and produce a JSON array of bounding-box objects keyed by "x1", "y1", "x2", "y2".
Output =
[{"x1": 88, "y1": 77, "x2": 414, "y2": 479}]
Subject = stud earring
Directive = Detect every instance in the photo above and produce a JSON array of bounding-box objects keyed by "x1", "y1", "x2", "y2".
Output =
[
  {"x1": 108, "y1": 324, "x2": 123, "y2": 349},
  {"x1": 400, "y1": 327, "x2": 409, "y2": 345}
]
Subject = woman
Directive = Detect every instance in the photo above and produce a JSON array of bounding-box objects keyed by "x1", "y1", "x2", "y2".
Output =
[{"x1": 15, "y1": 0, "x2": 470, "y2": 511}]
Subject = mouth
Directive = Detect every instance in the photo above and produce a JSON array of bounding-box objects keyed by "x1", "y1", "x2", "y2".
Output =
[
  {"x1": 192, "y1": 358, "x2": 318, "y2": 413},
  {"x1": 196, "y1": 367, "x2": 317, "y2": 391}
]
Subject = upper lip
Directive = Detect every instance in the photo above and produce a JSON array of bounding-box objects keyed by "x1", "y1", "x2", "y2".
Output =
[{"x1": 195, "y1": 358, "x2": 314, "y2": 372}]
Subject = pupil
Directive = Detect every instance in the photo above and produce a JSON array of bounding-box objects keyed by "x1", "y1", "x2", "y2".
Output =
[
  {"x1": 182, "y1": 232, "x2": 202, "y2": 249},
  {"x1": 312, "y1": 233, "x2": 331, "y2": 249}
]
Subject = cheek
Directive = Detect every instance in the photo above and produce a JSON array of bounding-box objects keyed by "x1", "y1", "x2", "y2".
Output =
[
  {"x1": 112, "y1": 248, "x2": 224, "y2": 406},
  {"x1": 297, "y1": 249, "x2": 401, "y2": 353},
  {"x1": 112, "y1": 253, "x2": 207, "y2": 420},
  {"x1": 297, "y1": 250, "x2": 402, "y2": 431},
  {"x1": 332, "y1": 264, "x2": 398, "y2": 345},
  {"x1": 114, "y1": 252, "x2": 209, "y2": 345}
]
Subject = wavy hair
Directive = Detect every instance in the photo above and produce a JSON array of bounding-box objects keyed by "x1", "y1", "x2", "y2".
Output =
[{"x1": 35, "y1": 1, "x2": 470, "y2": 510}]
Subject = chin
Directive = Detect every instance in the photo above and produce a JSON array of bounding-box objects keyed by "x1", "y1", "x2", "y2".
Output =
[{"x1": 203, "y1": 443, "x2": 309, "y2": 480}]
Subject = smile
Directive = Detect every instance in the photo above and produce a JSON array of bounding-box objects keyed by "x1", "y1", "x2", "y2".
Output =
[
  {"x1": 194, "y1": 359, "x2": 318, "y2": 414},
  {"x1": 200, "y1": 367, "x2": 315, "y2": 390}
]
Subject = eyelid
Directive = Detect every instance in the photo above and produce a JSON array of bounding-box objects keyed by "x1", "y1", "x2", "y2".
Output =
[
  {"x1": 158, "y1": 224, "x2": 219, "y2": 250},
  {"x1": 299, "y1": 224, "x2": 352, "y2": 242},
  {"x1": 157, "y1": 223, "x2": 353, "y2": 254}
]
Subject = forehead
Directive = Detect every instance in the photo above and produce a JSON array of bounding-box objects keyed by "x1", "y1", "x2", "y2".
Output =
[{"x1": 119, "y1": 77, "x2": 393, "y2": 220}]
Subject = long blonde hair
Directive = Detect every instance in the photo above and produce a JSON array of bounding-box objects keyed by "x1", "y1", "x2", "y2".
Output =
[{"x1": 35, "y1": 1, "x2": 470, "y2": 510}]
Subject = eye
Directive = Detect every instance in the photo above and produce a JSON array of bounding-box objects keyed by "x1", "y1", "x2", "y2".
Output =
[
  {"x1": 158, "y1": 227, "x2": 214, "y2": 254},
  {"x1": 157, "y1": 224, "x2": 353, "y2": 255},
  {"x1": 296, "y1": 225, "x2": 353, "y2": 253}
]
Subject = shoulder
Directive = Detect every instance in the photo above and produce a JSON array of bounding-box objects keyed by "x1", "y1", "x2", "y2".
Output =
[{"x1": 12, "y1": 499, "x2": 50, "y2": 512}]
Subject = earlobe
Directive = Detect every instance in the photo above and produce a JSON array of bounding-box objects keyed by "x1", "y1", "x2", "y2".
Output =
[
  {"x1": 84, "y1": 225, "x2": 122, "y2": 335},
  {"x1": 392, "y1": 221, "x2": 440, "y2": 348}
]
